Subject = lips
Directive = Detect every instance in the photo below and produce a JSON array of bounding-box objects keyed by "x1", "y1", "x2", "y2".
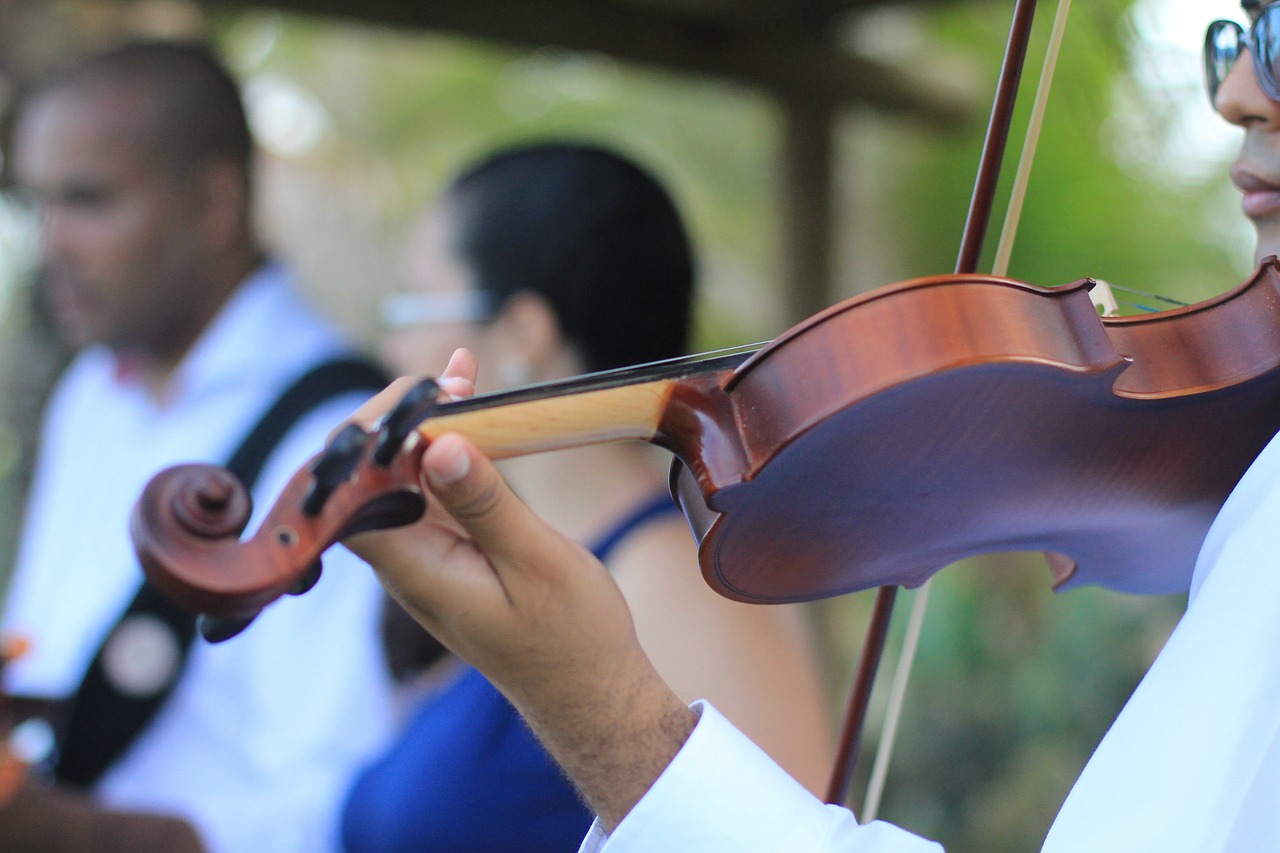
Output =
[{"x1": 1232, "y1": 166, "x2": 1280, "y2": 219}]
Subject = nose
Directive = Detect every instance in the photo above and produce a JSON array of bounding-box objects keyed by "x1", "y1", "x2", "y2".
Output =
[{"x1": 1216, "y1": 49, "x2": 1280, "y2": 127}]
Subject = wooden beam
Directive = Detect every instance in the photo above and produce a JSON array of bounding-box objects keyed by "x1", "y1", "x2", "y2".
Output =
[
  {"x1": 779, "y1": 96, "x2": 836, "y2": 322},
  {"x1": 603, "y1": 0, "x2": 866, "y2": 31},
  {"x1": 205, "y1": 0, "x2": 968, "y2": 123}
]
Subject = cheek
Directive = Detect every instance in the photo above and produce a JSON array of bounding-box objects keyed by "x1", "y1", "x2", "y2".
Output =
[
  {"x1": 44, "y1": 214, "x2": 151, "y2": 333},
  {"x1": 66, "y1": 201, "x2": 169, "y2": 283},
  {"x1": 96, "y1": 228, "x2": 176, "y2": 321}
]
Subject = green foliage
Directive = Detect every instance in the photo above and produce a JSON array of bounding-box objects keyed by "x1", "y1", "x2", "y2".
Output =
[
  {"x1": 873, "y1": 0, "x2": 1243, "y2": 299},
  {"x1": 847, "y1": 562, "x2": 1182, "y2": 852}
]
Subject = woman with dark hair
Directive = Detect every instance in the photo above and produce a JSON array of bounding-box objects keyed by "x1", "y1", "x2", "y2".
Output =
[{"x1": 341, "y1": 142, "x2": 832, "y2": 853}]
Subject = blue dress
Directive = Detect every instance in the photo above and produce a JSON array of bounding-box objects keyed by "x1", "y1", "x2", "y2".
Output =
[{"x1": 340, "y1": 494, "x2": 682, "y2": 853}]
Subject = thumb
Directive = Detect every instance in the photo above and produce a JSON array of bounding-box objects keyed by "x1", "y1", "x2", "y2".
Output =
[{"x1": 421, "y1": 433, "x2": 569, "y2": 570}]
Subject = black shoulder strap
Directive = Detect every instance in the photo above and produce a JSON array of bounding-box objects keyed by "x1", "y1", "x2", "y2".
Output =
[
  {"x1": 221, "y1": 358, "x2": 389, "y2": 490},
  {"x1": 54, "y1": 356, "x2": 389, "y2": 789}
]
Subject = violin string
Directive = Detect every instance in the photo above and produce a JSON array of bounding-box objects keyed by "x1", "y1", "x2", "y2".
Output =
[
  {"x1": 432, "y1": 340, "x2": 767, "y2": 416},
  {"x1": 861, "y1": 0, "x2": 1073, "y2": 823},
  {"x1": 1110, "y1": 299, "x2": 1172, "y2": 313},
  {"x1": 1104, "y1": 282, "x2": 1189, "y2": 312}
]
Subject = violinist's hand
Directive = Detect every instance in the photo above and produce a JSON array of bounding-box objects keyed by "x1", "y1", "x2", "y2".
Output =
[{"x1": 345, "y1": 349, "x2": 697, "y2": 831}]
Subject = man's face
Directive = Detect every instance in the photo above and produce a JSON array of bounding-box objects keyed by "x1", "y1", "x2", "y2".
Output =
[
  {"x1": 1215, "y1": 7, "x2": 1280, "y2": 263},
  {"x1": 12, "y1": 85, "x2": 207, "y2": 354}
]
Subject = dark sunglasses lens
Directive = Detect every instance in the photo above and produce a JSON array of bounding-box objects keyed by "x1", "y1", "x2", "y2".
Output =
[
  {"x1": 1255, "y1": 9, "x2": 1280, "y2": 101},
  {"x1": 1205, "y1": 20, "x2": 1244, "y2": 103}
]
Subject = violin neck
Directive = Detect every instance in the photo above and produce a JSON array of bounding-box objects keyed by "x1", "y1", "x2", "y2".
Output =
[
  {"x1": 412, "y1": 349, "x2": 751, "y2": 459},
  {"x1": 417, "y1": 379, "x2": 675, "y2": 457}
]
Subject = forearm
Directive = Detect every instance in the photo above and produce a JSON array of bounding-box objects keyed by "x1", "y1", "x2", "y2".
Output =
[{"x1": 344, "y1": 388, "x2": 695, "y2": 832}]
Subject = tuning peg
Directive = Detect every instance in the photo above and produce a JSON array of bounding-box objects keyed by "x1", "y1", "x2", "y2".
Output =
[
  {"x1": 287, "y1": 559, "x2": 323, "y2": 596},
  {"x1": 373, "y1": 378, "x2": 440, "y2": 466},
  {"x1": 302, "y1": 423, "x2": 369, "y2": 517},
  {"x1": 197, "y1": 612, "x2": 258, "y2": 644}
]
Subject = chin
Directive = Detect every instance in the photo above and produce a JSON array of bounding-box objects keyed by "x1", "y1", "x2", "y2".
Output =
[{"x1": 51, "y1": 321, "x2": 93, "y2": 351}]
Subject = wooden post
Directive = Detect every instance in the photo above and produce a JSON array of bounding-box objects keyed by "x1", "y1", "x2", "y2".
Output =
[{"x1": 779, "y1": 95, "x2": 837, "y2": 323}]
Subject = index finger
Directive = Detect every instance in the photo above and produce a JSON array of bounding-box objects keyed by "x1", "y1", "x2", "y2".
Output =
[{"x1": 346, "y1": 348, "x2": 479, "y2": 432}]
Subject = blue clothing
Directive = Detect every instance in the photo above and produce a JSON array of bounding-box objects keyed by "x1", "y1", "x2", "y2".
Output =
[
  {"x1": 340, "y1": 493, "x2": 682, "y2": 853},
  {"x1": 339, "y1": 665, "x2": 589, "y2": 853},
  {"x1": 588, "y1": 493, "x2": 684, "y2": 563}
]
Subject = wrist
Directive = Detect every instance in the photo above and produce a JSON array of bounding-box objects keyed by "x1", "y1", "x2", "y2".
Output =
[{"x1": 515, "y1": 653, "x2": 696, "y2": 832}]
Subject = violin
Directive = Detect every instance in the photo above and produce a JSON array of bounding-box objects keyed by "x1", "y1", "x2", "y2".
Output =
[{"x1": 131, "y1": 259, "x2": 1280, "y2": 622}]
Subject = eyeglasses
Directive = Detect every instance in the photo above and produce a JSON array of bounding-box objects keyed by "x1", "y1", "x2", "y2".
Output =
[
  {"x1": 379, "y1": 290, "x2": 495, "y2": 330},
  {"x1": 1205, "y1": 1, "x2": 1280, "y2": 106}
]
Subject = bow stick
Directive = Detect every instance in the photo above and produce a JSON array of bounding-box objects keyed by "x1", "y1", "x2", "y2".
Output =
[
  {"x1": 859, "y1": 0, "x2": 1076, "y2": 821},
  {"x1": 823, "y1": 0, "x2": 1056, "y2": 808}
]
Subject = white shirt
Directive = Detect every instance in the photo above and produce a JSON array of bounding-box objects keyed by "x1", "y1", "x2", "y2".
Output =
[
  {"x1": 2, "y1": 263, "x2": 394, "y2": 853},
  {"x1": 579, "y1": 701, "x2": 942, "y2": 852},
  {"x1": 1041, "y1": 420, "x2": 1280, "y2": 851},
  {"x1": 583, "y1": 426, "x2": 1280, "y2": 852}
]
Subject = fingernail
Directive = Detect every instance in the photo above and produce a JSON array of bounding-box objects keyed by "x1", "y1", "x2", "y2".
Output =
[
  {"x1": 429, "y1": 440, "x2": 471, "y2": 485},
  {"x1": 438, "y1": 377, "x2": 469, "y2": 397}
]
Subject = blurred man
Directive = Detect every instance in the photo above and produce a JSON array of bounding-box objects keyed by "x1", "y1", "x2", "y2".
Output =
[{"x1": 1, "y1": 40, "x2": 392, "y2": 853}]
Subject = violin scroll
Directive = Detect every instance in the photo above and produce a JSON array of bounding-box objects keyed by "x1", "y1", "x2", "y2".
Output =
[{"x1": 131, "y1": 379, "x2": 444, "y2": 638}]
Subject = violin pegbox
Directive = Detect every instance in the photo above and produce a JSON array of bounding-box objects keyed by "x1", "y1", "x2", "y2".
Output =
[
  {"x1": 130, "y1": 378, "x2": 445, "y2": 641},
  {"x1": 373, "y1": 377, "x2": 441, "y2": 465}
]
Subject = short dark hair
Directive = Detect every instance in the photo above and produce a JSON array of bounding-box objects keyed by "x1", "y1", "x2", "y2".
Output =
[
  {"x1": 33, "y1": 39, "x2": 253, "y2": 178},
  {"x1": 446, "y1": 142, "x2": 694, "y2": 372}
]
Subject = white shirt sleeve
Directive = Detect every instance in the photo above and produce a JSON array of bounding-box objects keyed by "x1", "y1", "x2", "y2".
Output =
[
  {"x1": 1040, "y1": 426, "x2": 1280, "y2": 853},
  {"x1": 579, "y1": 701, "x2": 943, "y2": 853}
]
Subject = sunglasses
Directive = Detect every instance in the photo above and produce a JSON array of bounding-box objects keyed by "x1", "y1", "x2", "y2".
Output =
[{"x1": 1205, "y1": 1, "x2": 1280, "y2": 105}]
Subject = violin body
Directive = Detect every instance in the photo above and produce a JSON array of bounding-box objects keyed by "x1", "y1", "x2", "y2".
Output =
[
  {"x1": 672, "y1": 259, "x2": 1280, "y2": 602},
  {"x1": 132, "y1": 259, "x2": 1280, "y2": 625}
]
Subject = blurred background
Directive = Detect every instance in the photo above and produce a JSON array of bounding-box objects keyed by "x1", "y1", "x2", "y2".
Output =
[{"x1": 0, "y1": 0, "x2": 1252, "y2": 849}]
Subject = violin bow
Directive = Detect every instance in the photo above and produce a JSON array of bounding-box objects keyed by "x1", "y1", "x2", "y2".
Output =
[
  {"x1": 823, "y1": 0, "x2": 1065, "y2": 809},
  {"x1": 860, "y1": 0, "x2": 1076, "y2": 820}
]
